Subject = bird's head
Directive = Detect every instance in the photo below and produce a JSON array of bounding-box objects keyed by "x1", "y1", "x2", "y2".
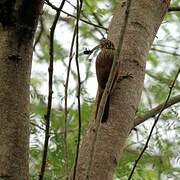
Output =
[{"x1": 99, "y1": 38, "x2": 115, "y2": 50}]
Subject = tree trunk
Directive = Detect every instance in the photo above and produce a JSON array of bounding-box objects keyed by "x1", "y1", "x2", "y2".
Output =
[
  {"x1": 72, "y1": 0, "x2": 171, "y2": 179},
  {"x1": 0, "y1": 1, "x2": 43, "y2": 179}
]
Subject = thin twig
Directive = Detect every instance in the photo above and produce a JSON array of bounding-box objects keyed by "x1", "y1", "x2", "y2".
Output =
[
  {"x1": 86, "y1": 0, "x2": 132, "y2": 179},
  {"x1": 64, "y1": 14, "x2": 78, "y2": 177},
  {"x1": 152, "y1": 43, "x2": 178, "y2": 50},
  {"x1": 134, "y1": 94, "x2": 180, "y2": 127},
  {"x1": 39, "y1": 1, "x2": 66, "y2": 179},
  {"x1": 64, "y1": 47, "x2": 75, "y2": 174},
  {"x1": 146, "y1": 71, "x2": 180, "y2": 90},
  {"x1": 151, "y1": 47, "x2": 180, "y2": 57},
  {"x1": 62, "y1": 56, "x2": 77, "y2": 79},
  {"x1": 30, "y1": 121, "x2": 45, "y2": 131},
  {"x1": 81, "y1": 61, "x2": 92, "y2": 84},
  {"x1": 45, "y1": 0, "x2": 107, "y2": 31},
  {"x1": 168, "y1": 6, "x2": 180, "y2": 12},
  {"x1": 68, "y1": 0, "x2": 105, "y2": 37},
  {"x1": 84, "y1": 0, "x2": 103, "y2": 27},
  {"x1": 33, "y1": 17, "x2": 44, "y2": 51},
  {"x1": 73, "y1": 0, "x2": 83, "y2": 179},
  {"x1": 65, "y1": 0, "x2": 76, "y2": 8},
  {"x1": 81, "y1": 7, "x2": 105, "y2": 37},
  {"x1": 62, "y1": 9, "x2": 107, "y2": 31},
  {"x1": 128, "y1": 67, "x2": 180, "y2": 179},
  {"x1": 45, "y1": 0, "x2": 59, "y2": 10}
]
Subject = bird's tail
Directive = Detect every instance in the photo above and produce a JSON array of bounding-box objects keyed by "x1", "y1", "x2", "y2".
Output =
[
  {"x1": 101, "y1": 96, "x2": 109, "y2": 123},
  {"x1": 95, "y1": 91, "x2": 109, "y2": 123}
]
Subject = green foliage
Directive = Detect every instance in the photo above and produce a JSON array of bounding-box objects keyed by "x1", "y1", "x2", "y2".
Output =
[{"x1": 30, "y1": 97, "x2": 92, "y2": 178}]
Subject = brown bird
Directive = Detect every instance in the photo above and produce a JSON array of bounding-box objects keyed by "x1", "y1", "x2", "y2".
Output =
[{"x1": 95, "y1": 38, "x2": 115, "y2": 122}]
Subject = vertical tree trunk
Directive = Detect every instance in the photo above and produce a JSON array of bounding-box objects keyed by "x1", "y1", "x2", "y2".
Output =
[
  {"x1": 0, "y1": 1, "x2": 43, "y2": 179},
  {"x1": 72, "y1": 0, "x2": 171, "y2": 179}
]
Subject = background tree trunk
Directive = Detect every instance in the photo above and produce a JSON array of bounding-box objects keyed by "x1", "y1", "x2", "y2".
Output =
[
  {"x1": 0, "y1": 1, "x2": 43, "y2": 179},
  {"x1": 72, "y1": 0, "x2": 171, "y2": 179}
]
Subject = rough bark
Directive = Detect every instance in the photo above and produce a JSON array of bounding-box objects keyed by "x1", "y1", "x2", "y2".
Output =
[
  {"x1": 72, "y1": 0, "x2": 171, "y2": 179},
  {"x1": 0, "y1": 1, "x2": 43, "y2": 179}
]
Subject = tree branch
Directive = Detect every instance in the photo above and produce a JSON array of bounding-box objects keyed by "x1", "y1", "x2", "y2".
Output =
[
  {"x1": 151, "y1": 47, "x2": 180, "y2": 57},
  {"x1": 64, "y1": 12, "x2": 77, "y2": 180},
  {"x1": 73, "y1": 1, "x2": 83, "y2": 179},
  {"x1": 33, "y1": 16, "x2": 44, "y2": 51},
  {"x1": 128, "y1": 67, "x2": 180, "y2": 179},
  {"x1": 134, "y1": 94, "x2": 180, "y2": 127},
  {"x1": 146, "y1": 71, "x2": 180, "y2": 90},
  {"x1": 39, "y1": 1, "x2": 66, "y2": 179},
  {"x1": 168, "y1": 6, "x2": 180, "y2": 12},
  {"x1": 45, "y1": 0, "x2": 107, "y2": 31}
]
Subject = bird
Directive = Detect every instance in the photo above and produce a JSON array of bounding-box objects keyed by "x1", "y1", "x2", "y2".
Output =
[{"x1": 95, "y1": 38, "x2": 115, "y2": 122}]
